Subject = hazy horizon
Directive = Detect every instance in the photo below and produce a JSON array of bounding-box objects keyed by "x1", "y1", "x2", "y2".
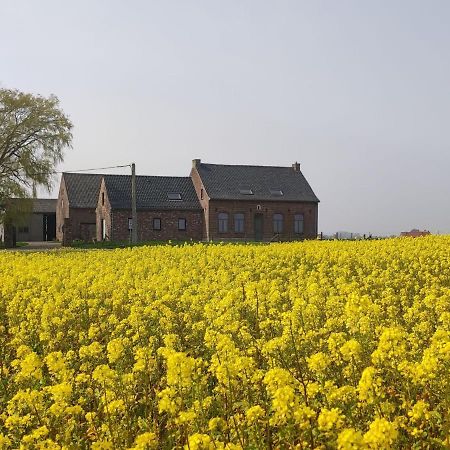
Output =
[{"x1": 2, "y1": 0, "x2": 449, "y2": 236}]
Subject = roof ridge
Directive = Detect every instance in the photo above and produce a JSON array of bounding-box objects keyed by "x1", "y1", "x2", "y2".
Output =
[
  {"x1": 201, "y1": 162, "x2": 293, "y2": 169},
  {"x1": 103, "y1": 174, "x2": 191, "y2": 179},
  {"x1": 63, "y1": 172, "x2": 105, "y2": 176}
]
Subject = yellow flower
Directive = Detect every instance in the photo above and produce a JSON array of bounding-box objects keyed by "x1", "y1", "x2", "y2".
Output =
[
  {"x1": 132, "y1": 432, "x2": 158, "y2": 449},
  {"x1": 92, "y1": 440, "x2": 114, "y2": 450},
  {"x1": 107, "y1": 338, "x2": 125, "y2": 364},
  {"x1": 246, "y1": 405, "x2": 265, "y2": 425},
  {"x1": 186, "y1": 433, "x2": 215, "y2": 450},
  {"x1": 318, "y1": 407, "x2": 344, "y2": 431},
  {"x1": 337, "y1": 428, "x2": 364, "y2": 449},
  {"x1": 363, "y1": 418, "x2": 398, "y2": 448}
]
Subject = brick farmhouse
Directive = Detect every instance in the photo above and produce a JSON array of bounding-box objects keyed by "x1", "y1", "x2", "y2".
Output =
[
  {"x1": 56, "y1": 173, "x2": 102, "y2": 245},
  {"x1": 96, "y1": 175, "x2": 203, "y2": 242},
  {"x1": 57, "y1": 160, "x2": 319, "y2": 244},
  {"x1": 191, "y1": 160, "x2": 319, "y2": 241}
]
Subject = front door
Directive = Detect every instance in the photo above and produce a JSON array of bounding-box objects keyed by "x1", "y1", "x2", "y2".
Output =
[
  {"x1": 43, "y1": 214, "x2": 56, "y2": 241},
  {"x1": 254, "y1": 213, "x2": 263, "y2": 241}
]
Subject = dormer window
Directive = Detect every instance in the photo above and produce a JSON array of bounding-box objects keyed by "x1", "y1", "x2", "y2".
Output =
[
  {"x1": 168, "y1": 193, "x2": 182, "y2": 201},
  {"x1": 239, "y1": 188, "x2": 253, "y2": 195}
]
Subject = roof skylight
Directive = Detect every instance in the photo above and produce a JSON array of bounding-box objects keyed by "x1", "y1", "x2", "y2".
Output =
[
  {"x1": 269, "y1": 189, "x2": 284, "y2": 196},
  {"x1": 168, "y1": 193, "x2": 182, "y2": 200},
  {"x1": 239, "y1": 188, "x2": 254, "y2": 195}
]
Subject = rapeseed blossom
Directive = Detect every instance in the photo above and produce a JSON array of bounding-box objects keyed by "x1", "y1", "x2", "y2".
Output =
[{"x1": 1, "y1": 236, "x2": 450, "y2": 447}]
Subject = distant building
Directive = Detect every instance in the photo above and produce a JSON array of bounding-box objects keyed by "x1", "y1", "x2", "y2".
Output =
[
  {"x1": 1, "y1": 198, "x2": 56, "y2": 245},
  {"x1": 56, "y1": 159, "x2": 319, "y2": 244},
  {"x1": 335, "y1": 231, "x2": 362, "y2": 240},
  {"x1": 56, "y1": 173, "x2": 103, "y2": 244},
  {"x1": 400, "y1": 229, "x2": 431, "y2": 238}
]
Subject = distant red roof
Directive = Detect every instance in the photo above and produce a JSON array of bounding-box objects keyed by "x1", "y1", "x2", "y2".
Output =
[{"x1": 400, "y1": 229, "x2": 431, "y2": 237}]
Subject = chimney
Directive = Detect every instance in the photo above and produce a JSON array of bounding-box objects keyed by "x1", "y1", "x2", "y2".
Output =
[
  {"x1": 192, "y1": 158, "x2": 201, "y2": 168},
  {"x1": 292, "y1": 162, "x2": 301, "y2": 172}
]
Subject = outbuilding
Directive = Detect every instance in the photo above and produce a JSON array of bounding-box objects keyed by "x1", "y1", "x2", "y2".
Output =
[{"x1": 96, "y1": 174, "x2": 203, "y2": 242}]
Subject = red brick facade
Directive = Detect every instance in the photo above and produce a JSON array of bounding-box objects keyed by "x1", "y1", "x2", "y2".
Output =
[
  {"x1": 190, "y1": 165, "x2": 318, "y2": 241},
  {"x1": 103, "y1": 210, "x2": 203, "y2": 241},
  {"x1": 204, "y1": 199, "x2": 317, "y2": 241},
  {"x1": 58, "y1": 161, "x2": 318, "y2": 245},
  {"x1": 96, "y1": 179, "x2": 203, "y2": 241},
  {"x1": 56, "y1": 177, "x2": 69, "y2": 242},
  {"x1": 56, "y1": 178, "x2": 97, "y2": 243}
]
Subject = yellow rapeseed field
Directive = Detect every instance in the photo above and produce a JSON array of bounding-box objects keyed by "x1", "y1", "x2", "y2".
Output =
[{"x1": 1, "y1": 237, "x2": 450, "y2": 449}]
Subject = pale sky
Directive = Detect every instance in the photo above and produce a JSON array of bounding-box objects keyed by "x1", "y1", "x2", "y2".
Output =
[{"x1": 1, "y1": 0, "x2": 449, "y2": 235}]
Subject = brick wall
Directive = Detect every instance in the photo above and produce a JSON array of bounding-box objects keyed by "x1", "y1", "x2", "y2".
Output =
[
  {"x1": 96, "y1": 177, "x2": 204, "y2": 242},
  {"x1": 62, "y1": 218, "x2": 73, "y2": 246},
  {"x1": 191, "y1": 164, "x2": 318, "y2": 241},
  {"x1": 190, "y1": 166, "x2": 210, "y2": 239},
  {"x1": 56, "y1": 178, "x2": 69, "y2": 242},
  {"x1": 207, "y1": 199, "x2": 318, "y2": 241},
  {"x1": 109, "y1": 210, "x2": 203, "y2": 242},
  {"x1": 68, "y1": 209, "x2": 97, "y2": 242},
  {"x1": 57, "y1": 177, "x2": 97, "y2": 244},
  {"x1": 96, "y1": 179, "x2": 112, "y2": 241}
]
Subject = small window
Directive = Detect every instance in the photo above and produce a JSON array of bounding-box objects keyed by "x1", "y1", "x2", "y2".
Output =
[
  {"x1": 102, "y1": 192, "x2": 105, "y2": 205},
  {"x1": 178, "y1": 218, "x2": 187, "y2": 231},
  {"x1": 273, "y1": 213, "x2": 283, "y2": 233},
  {"x1": 218, "y1": 212, "x2": 228, "y2": 233},
  {"x1": 269, "y1": 188, "x2": 283, "y2": 196},
  {"x1": 102, "y1": 219, "x2": 106, "y2": 240},
  {"x1": 294, "y1": 214, "x2": 304, "y2": 234},
  {"x1": 200, "y1": 188, "x2": 204, "y2": 200},
  {"x1": 239, "y1": 188, "x2": 254, "y2": 195},
  {"x1": 168, "y1": 193, "x2": 182, "y2": 200},
  {"x1": 128, "y1": 218, "x2": 133, "y2": 230},
  {"x1": 153, "y1": 218, "x2": 161, "y2": 230},
  {"x1": 234, "y1": 213, "x2": 244, "y2": 233}
]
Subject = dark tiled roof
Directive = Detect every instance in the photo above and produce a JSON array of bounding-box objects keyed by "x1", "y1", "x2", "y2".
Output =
[
  {"x1": 104, "y1": 175, "x2": 202, "y2": 210},
  {"x1": 63, "y1": 173, "x2": 103, "y2": 208},
  {"x1": 32, "y1": 199, "x2": 57, "y2": 213},
  {"x1": 196, "y1": 163, "x2": 319, "y2": 202},
  {"x1": 4, "y1": 198, "x2": 56, "y2": 213}
]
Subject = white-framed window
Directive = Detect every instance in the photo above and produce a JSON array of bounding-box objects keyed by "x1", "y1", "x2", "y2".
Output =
[
  {"x1": 218, "y1": 212, "x2": 228, "y2": 233},
  {"x1": 153, "y1": 218, "x2": 161, "y2": 231},
  {"x1": 178, "y1": 218, "x2": 187, "y2": 231},
  {"x1": 102, "y1": 219, "x2": 106, "y2": 240},
  {"x1": 128, "y1": 218, "x2": 133, "y2": 230},
  {"x1": 294, "y1": 214, "x2": 304, "y2": 234},
  {"x1": 234, "y1": 213, "x2": 244, "y2": 233},
  {"x1": 273, "y1": 213, "x2": 283, "y2": 233}
]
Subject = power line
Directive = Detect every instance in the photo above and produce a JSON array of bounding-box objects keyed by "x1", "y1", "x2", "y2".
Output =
[
  {"x1": 62, "y1": 164, "x2": 131, "y2": 173},
  {"x1": 29, "y1": 163, "x2": 131, "y2": 176}
]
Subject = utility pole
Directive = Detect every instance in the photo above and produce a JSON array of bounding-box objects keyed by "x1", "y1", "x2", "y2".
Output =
[{"x1": 131, "y1": 162, "x2": 138, "y2": 244}]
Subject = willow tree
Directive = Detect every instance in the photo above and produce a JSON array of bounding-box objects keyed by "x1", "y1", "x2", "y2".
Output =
[{"x1": 0, "y1": 88, "x2": 73, "y2": 244}]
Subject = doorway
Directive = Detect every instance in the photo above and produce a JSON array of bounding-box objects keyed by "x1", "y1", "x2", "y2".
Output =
[
  {"x1": 43, "y1": 213, "x2": 56, "y2": 241},
  {"x1": 254, "y1": 213, "x2": 263, "y2": 241}
]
